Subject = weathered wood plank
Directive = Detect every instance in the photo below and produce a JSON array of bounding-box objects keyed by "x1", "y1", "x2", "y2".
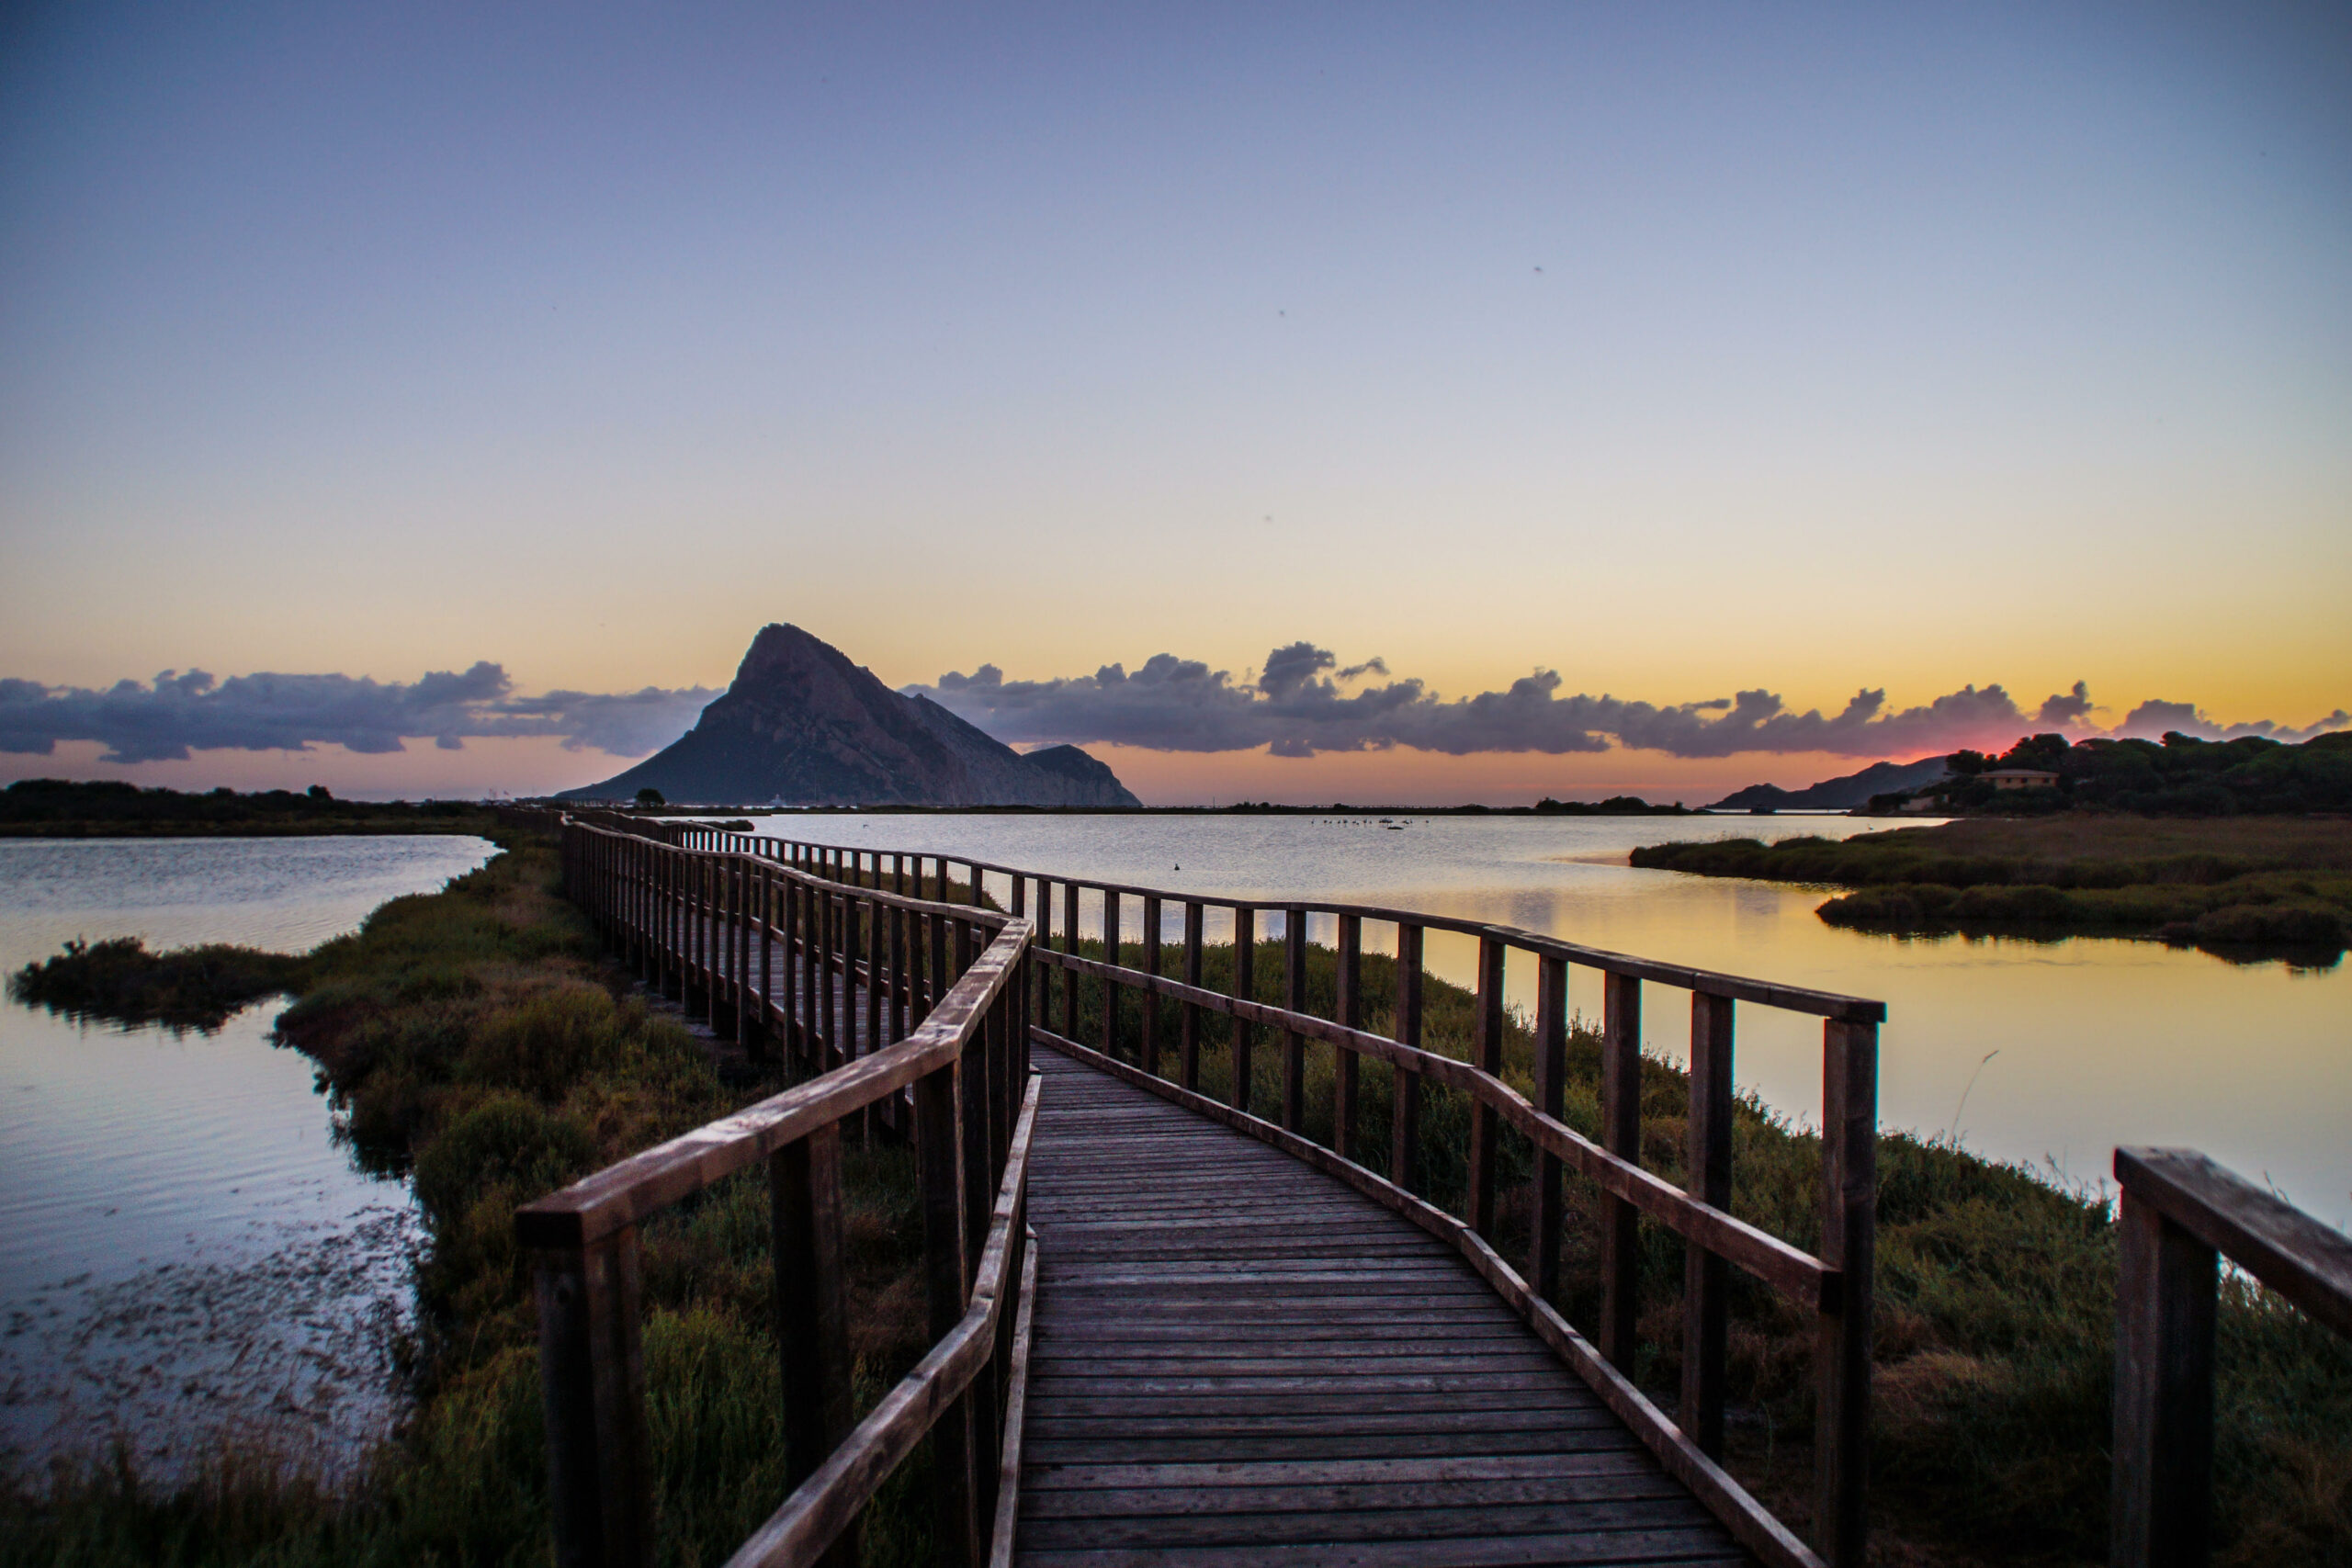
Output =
[{"x1": 1016, "y1": 1047, "x2": 1757, "y2": 1568}]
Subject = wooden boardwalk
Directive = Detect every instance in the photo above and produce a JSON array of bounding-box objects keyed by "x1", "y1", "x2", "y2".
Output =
[{"x1": 1017, "y1": 1046, "x2": 1755, "y2": 1566}]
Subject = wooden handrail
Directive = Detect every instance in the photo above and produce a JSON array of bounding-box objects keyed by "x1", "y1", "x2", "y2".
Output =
[
  {"x1": 522, "y1": 815, "x2": 1040, "y2": 1568},
  {"x1": 518, "y1": 915, "x2": 1026, "y2": 1247},
  {"x1": 2111, "y1": 1147, "x2": 2352, "y2": 1568},
  {"x1": 1038, "y1": 943, "x2": 1834, "y2": 1305},
  {"x1": 695, "y1": 822, "x2": 1885, "y2": 1021}
]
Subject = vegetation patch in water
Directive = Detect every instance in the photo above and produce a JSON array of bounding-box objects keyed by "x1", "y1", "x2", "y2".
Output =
[
  {"x1": 7, "y1": 936, "x2": 310, "y2": 1032},
  {"x1": 1633, "y1": 816, "x2": 2352, "y2": 964}
]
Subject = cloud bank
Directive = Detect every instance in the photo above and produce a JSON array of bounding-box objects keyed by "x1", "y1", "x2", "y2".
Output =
[
  {"x1": 912, "y1": 646, "x2": 2348, "y2": 760},
  {"x1": 4, "y1": 648, "x2": 2339, "y2": 775},
  {"x1": 0, "y1": 664, "x2": 717, "y2": 764}
]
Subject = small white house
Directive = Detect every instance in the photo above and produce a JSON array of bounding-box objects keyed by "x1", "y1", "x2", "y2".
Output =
[{"x1": 1982, "y1": 768, "x2": 2060, "y2": 791}]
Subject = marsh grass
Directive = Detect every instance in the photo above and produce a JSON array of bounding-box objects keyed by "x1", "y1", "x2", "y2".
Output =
[
  {"x1": 6, "y1": 937, "x2": 310, "y2": 1032},
  {"x1": 1042, "y1": 932, "x2": 2352, "y2": 1566}
]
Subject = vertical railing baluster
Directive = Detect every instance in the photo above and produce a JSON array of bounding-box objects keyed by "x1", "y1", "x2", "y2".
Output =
[
  {"x1": 1600, "y1": 971, "x2": 1643, "y2": 1370},
  {"x1": 913, "y1": 1055, "x2": 979, "y2": 1567},
  {"x1": 757, "y1": 865, "x2": 775, "y2": 1055},
  {"x1": 1390, "y1": 922, "x2": 1423, "y2": 1191},
  {"x1": 1060, "y1": 881, "x2": 1080, "y2": 1039},
  {"x1": 792, "y1": 876, "x2": 812, "y2": 1069},
  {"x1": 1816, "y1": 1019, "x2": 1877, "y2": 1568},
  {"x1": 1683, "y1": 992, "x2": 1736, "y2": 1457},
  {"x1": 735, "y1": 859, "x2": 752, "y2": 1044},
  {"x1": 1282, "y1": 907, "x2": 1307, "y2": 1134},
  {"x1": 929, "y1": 911, "x2": 949, "y2": 1026},
  {"x1": 1181, "y1": 901, "x2": 1204, "y2": 1091},
  {"x1": 532, "y1": 1226, "x2": 650, "y2": 1568},
  {"x1": 1229, "y1": 906, "x2": 1255, "y2": 1113},
  {"x1": 1468, "y1": 936, "x2": 1507, "y2": 1237},
  {"x1": 1033, "y1": 880, "x2": 1053, "y2": 1035},
  {"x1": 1334, "y1": 914, "x2": 1362, "y2": 1162},
  {"x1": 1532, "y1": 954, "x2": 1567, "y2": 1304},
  {"x1": 772, "y1": 1122, "x2": 854, "y2": 1568},
  {"x1": 1101, "y1": 889, "x2": 1122, "y2": 1061},
  {"x1": 889, "y1": 901, "x2": 909, "y2": 1048},
  {"x1": 1141, "y1": 895, "x2": 1163, "y2": 1078},
  {"x1": 2111, "y1": 1184, "x2": 2218, "y2": 1568},
  {"x1": 821, "y1": 888, "x2": 842, "y2": 1071}
]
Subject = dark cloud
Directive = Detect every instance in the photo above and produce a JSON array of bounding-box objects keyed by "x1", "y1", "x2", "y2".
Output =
[
  {"x1": 908, "y1": 646, "x2": 2350, "y2": 760},
  {"x1": 0, "y1": 664, "x2": 717, "y2": 764},
  {"x1": 2113, "y1": 698, "x2": 2350, "y2": 745},
  {"x1": 2036, "y1": 681, "x2": 2095, "y2": 728}
]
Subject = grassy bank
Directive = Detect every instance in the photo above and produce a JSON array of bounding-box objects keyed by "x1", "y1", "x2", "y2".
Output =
[
  {"x1": 1036, "y1": 936, "x2": 2352, "y2": 1566},
  {"x1": 0, "y1": 778, "x2": 499, "y2": 839},
  {"x1": 1632, "y1": 817, "x2": 2352, "y2": 964},
  {"x1": 0, "y1": 827, "x2": 937, "y2": 1567}
]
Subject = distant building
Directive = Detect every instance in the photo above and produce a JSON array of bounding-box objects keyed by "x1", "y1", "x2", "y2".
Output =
[
  {"x1": 1898, "y1": 795, "x2": 1942, "y2": 812},
  {"x1": 1982, "y1": 768, "x2": 2060, "y2": 791}
]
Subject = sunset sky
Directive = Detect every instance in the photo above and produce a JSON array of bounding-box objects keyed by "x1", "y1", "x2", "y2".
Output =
[{"x1": 4, "y1": 4, "x2": 2346, "y2": 804}]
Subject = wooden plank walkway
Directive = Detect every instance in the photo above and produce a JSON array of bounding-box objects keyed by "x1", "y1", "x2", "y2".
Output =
[{"x1": 1016, "y1": 1045, "x2": 1755, "y2": 1567}]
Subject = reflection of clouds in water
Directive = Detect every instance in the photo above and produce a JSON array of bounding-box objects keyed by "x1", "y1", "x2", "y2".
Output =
[{"x1": 0, "y1": 1206, "x2": 421, "y2": 1482}]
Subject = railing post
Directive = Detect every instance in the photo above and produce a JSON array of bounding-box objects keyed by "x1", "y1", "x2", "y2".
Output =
[
  {"x1": 930, "y1": 910, "x2": 949, "y2": 1028},
  {"x1": 703, "y1": 856, "x2": 720, "y2": 1031},
  {"x1": 1815, "y1": 1018, "x2": 1877, "y2": 1568},
  {"x1": 1683, "y1": 991, "x2": 1736, "y2": 1457},
  {"x1": 1600, "y1": 971, "x2": 1643, "y2": 1370},
  {"x1": 733, "y1": 859, "x2": 752, "y2": 1043},
  {"x1": 533, "y1": 1228, "x2": 650, "y2": 1568},
  {"x1": 1532, "y1": 954, "x2": 1566, "y2": 1303},
  {"x1": 1060, "y1": 881, "x2": 1080, "y2": 1039},
  {"x1": 1181, "y1": 901, "x2": 1204, "y2": 1091},
  {"x1": 1334, "y1": 914, "x2": 1362, "y2": 1162},
  {"x1": 1028, "y1": 879, "x2": 1048, "y2": 1041},
  {"x1": 787, "y1": 876, "x2": 808, "y2": 1067},
  {"x1": 1141, "y1": 895, "x2": 1163, "y2": 1078},
  {"x1": 2112, "y1": 1187, "x2": 2216, "y2": 1568},
  {"x1": 863, "y1": 895, "x2": 885, "y2": 1060},
  {"x1": 1282, "y1": 907, "x2": 1307, "y2": 1134},
  {"x1": 756, "y1": 864, "x2": 775, "y2": 1057},
  {"x1": 1229, "y1": 906, "x2": 1255, "y2": 1113},
  {"x1": 1101, "y1": 889, "x2": 1121, "y2": 1061},
  {"x1": 1468, "y1": 934, "x2": 1506, "y2": 1236},
  {"x1": 888, "y1": 902, "x2": 909, "y2": 1049},
  {"x1": 1390, "y1": 922, "x2": 1423, "y2": 1192},
  {"x1": 771, "y1": 1123, "x2": 854, "y2": 1568},
  {"x1": 914, "y1": 1059, "x2": 980, "y2": 1567}
]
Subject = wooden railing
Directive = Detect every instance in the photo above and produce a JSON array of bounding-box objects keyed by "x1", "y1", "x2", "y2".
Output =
[
  {"x1": 517, "y1": 816, "x2": 1039, "y2": 1568},
  {"x1": 2110, "y1": 1147, "x2": 2352, "y2": 1568},
  {"x1": 687, "y1": 823, "x2": 1885, "y2": 1568}
]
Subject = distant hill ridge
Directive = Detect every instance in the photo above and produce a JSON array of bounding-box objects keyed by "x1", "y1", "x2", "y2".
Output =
[
  {"x1": 1708, "y1": 755, "x2": 1951, "y2": 812},
  {"x1": 560, "y1": 624, "x2": 1140, "y2": 807}
]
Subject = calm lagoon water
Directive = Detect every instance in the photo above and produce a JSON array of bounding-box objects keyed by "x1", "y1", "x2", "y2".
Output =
[
  {"x1": 0, "y1": 835, "x2": 493, "y2": 1476},
  {"x1": 737, "y1": 812, "x2": 2350, "y2": 1226}
]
